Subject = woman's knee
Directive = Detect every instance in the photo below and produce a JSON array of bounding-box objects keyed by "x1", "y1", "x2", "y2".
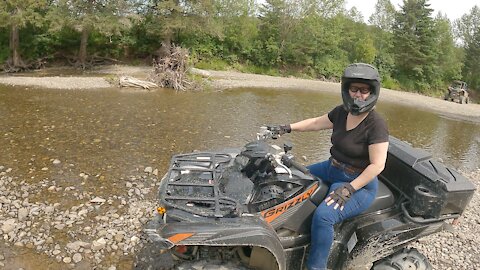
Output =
[{"x1": 312, "y1": 205, "x2": 337, "y2": 226}]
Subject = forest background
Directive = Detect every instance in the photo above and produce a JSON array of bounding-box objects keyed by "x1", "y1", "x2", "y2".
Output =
[{"x1": 1, "y1": 0, "x2": 479, "y2": 97}]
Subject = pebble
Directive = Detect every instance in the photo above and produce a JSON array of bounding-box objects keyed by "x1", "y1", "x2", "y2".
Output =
[
  {"x1": 92, "y1": 238, "x2": 107, "y2": 251},
  {"x1": 72, "y1": 253, "x2": 82, "y2": 263},
  {"x1": 90, "y1": 197, "x2": 106, "y2": 204}
]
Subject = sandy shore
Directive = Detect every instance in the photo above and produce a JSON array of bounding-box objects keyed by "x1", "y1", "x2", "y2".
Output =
[{"x1": 1, "y1": 65, "x2": 479, "y2": 123}]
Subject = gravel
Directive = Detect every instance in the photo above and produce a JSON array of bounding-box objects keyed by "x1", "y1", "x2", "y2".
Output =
[
  {"x1": 0, "y1": 165, "x2": 479, "y2": 269},
  {"x1": 0, "y1": 76, "x2": 111, "y2": 89},
  {"x1": 410, "y1": 169, "x2": 480, "y2": 270},
  {"x1": 0, "y1": 166, "x2": 159, "y2": 269}
]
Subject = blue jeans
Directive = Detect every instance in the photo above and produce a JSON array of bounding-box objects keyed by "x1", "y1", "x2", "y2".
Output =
[{"x1": 306, "y1": 159, "x2": 378, "y2": 270}]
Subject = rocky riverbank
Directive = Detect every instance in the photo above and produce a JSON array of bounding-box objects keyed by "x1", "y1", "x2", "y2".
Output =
[
  {"x1": 0, "y1": 163, "x2": 479, "y2": 269},
  {"x1": 0, "y1": 165, "x2": 159, "y2": 269}
]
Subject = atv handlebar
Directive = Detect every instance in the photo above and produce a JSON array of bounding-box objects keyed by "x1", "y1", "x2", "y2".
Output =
[
  {"x1": 281, "y1": 155, "x2": 310, "y2": 175},
  {"x1": 257, "y1": 126, "x2": 275, "y2": 141},
  {"x1": 257, "y1": 126, "x2": 311, "y2": 176}
]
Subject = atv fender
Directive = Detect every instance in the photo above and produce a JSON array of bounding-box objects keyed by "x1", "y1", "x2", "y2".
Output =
[{"x1": 145, "y1": 213, "x2": 287, "y2": 270}]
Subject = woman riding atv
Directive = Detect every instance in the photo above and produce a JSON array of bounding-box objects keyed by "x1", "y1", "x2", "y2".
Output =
[{"x1": 268, "y1": 63, "x2": 389, "y2": 270}]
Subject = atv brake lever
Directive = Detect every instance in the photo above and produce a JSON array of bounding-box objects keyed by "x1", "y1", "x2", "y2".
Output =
[
  {"x1": 257, "y1": 126, "x2": 274, "y2": 141},
  {"x1": 269, "y1": 153, "x2": 292, "y2": 178},
  {"x1": 276, "y1": 157, "x2": 293, "y2": 178}
]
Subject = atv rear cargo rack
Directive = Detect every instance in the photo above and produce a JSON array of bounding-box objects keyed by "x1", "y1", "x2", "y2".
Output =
[{"x1": 162, "y1": 152, "x2": 240, "y2": 218}]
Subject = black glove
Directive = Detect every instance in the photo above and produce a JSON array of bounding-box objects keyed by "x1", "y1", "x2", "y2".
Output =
[
  {"x1": 325, "y1": 183, "x2": 356, "y2": 211},
  {"x1": 267, "y1": 124, "x2": 291, "y2": 138}
]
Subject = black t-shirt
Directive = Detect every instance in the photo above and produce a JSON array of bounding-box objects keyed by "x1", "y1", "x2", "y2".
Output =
[{"x1": 328, "y1": 105, "x2": 389, "y2": 169}]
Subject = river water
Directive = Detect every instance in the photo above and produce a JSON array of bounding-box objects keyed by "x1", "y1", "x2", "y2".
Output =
[{"x1": 0, "y1": 84, "x2": 479, "y2": 269}]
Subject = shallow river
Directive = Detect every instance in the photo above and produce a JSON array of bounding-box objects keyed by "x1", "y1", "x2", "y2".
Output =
[{"x1": 0, "y1": 85, "x2": 479, "y2": 269}]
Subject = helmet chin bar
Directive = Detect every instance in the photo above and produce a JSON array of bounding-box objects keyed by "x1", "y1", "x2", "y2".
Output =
[{"x1": 346, "y1": 96, "x2": 373, "y2": 115}]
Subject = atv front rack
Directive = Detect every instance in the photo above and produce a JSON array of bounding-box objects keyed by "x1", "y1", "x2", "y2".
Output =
[{"x1": 162, "y1": 152, "x2": 239, "y2": 218}]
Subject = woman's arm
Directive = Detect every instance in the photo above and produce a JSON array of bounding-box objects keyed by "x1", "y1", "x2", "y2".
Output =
[
  {"x1": 350, "y1": 141, "x2": 389, "y2": 190},
  {"x1": 290, "y1": 114, "x2": 333, "y2": 132}
]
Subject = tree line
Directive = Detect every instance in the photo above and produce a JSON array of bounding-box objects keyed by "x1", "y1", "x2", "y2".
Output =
[{"x1": 1, "y1": 0, "x2": 479, "y2": 95}]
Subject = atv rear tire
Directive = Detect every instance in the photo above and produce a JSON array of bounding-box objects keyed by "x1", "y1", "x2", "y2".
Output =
[{"x1": 372, "y1": 248, "x2": 432, "y2": 270}]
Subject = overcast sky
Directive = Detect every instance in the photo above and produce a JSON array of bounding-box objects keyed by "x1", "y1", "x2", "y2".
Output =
[{"x1": 346, "y1": 0, "x2": 478, "y2": 23}]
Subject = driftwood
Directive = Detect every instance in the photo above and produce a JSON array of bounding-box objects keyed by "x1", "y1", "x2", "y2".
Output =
[
  {"x1": 1, "y1": 52, "x2": 121, "y2": 73},
  {"x1": 149, "y1": 44, "x2": 197, "y2": 91},
  {"x1": 2, "y1": 57, "x2": 47, "y2": 73},
  {"x1": 119, "y1": 76, "x2": 158, "y2": 89}
]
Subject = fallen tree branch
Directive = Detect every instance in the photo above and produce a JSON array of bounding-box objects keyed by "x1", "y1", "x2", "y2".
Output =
[{"x1": 119, "y1": 76, "x2": 158, "y2": 90}]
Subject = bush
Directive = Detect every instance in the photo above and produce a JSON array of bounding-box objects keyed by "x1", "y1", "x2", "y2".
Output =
[
  {"x1": 195, "y1": 57, "x2": 230, "y2": 70},
  {"x1": 382, "y1": 76, "x2": 400, "y2": 90}
]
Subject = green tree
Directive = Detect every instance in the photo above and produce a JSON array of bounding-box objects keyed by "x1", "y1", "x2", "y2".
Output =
[
  {"x1": 369, "y1": 0, "x2": 396, "y2": 32},
  {"x1": 47, "y1": 0, "x2": 132, "y2": 67},
  {"x1": 369, "y1": 0, "x2": 397, "y2": 80},
  {"x1": 340, "y1": 17, "x2": 376, "y2": 64},
  {"x1": 0, "y1": 0, "x2": 47, "y2": 68},
  {"x1": 433, "y1": 13, "x2": 462, "y2": 84},
  {"x1": 393, "y1": 0, "x2": 438, "y2": 91},
  {"x1": 257, "y1": 0, "x2": 297, "y2": 66},
  {"x1": 220, "y1": 0, "x2": 259, "y2": 62},
  {"x1": 455, "y1": 6, "x2": 480, "y2": 91},
  {"x1": 310, "y1": 0, "x2": 346, "y2": 18},
  {"x1": 346, "y1": 6, "x2": 364, "y2": 23},
  {"x1": 140, "y1": 0, "x2": 221, "y2": 59}
]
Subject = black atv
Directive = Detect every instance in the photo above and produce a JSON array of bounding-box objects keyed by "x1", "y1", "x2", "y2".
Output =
[{"x1": 137, "y1": 128, "x2": 475, "y2": 270}]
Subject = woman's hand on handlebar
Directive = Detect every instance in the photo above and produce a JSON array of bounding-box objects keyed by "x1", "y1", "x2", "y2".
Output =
[{"x1": 266, "y1": 124, "x2": 291, "y2": 139}]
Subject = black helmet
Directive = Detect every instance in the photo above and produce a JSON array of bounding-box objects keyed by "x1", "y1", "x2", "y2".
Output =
[{"x1": 341, "y1": 63, "x2": 381, "y2": 115}]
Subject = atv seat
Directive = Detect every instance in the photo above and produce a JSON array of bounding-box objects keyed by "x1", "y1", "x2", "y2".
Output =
[
  {"x1": 363, "y1": 180, "x2": 395, "y2": 213},
  {"x1": 309, "y1": 179, "x2": 394, "y2": 213}
]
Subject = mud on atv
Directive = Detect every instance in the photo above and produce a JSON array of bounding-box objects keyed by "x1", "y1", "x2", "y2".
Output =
[{"x1": 136, "y1": 128, "x2": 475, "y2": 270}]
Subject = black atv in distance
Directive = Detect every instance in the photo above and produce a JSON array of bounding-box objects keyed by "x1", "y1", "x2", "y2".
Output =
[{"x1": 138, "y1": 128, "x2": 475, "y2": 270}]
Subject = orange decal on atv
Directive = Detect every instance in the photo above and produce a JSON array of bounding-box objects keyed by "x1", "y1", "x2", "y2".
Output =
[
  {"x1": 261, "y1": 183, "x2": 319, "y2": 223},
  {"x1": 168, "y1": 233, "x2": 194, "y2": 243}
]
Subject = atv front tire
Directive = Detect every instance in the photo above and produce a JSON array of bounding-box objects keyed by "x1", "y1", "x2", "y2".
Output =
[{"x1": 372, "y1": 248, "x2": 432, "y2": 270}]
